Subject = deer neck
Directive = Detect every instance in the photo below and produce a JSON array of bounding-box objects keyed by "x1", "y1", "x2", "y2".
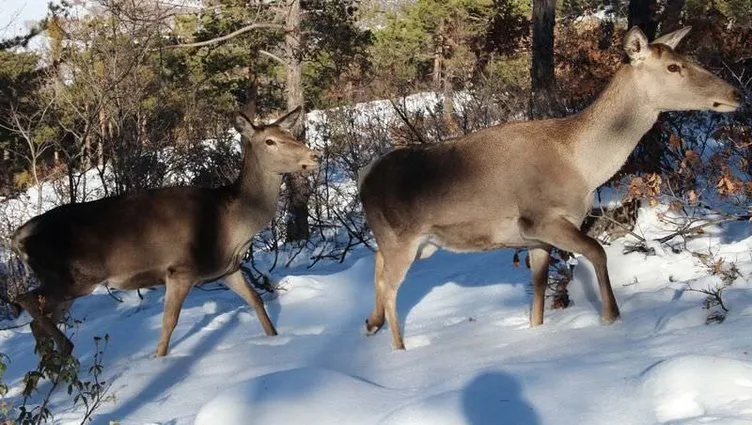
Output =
[
  {"x1": 570, "y1": 64, "x2": 659, "y2": 191},
  {"x1": 233, "y1": 143, "x2": 282, "y2": 220}
]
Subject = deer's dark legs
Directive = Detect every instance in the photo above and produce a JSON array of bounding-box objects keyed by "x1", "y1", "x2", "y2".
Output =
[{"x1": 16, "y1": 290, "x2": 74, "y2": 356}]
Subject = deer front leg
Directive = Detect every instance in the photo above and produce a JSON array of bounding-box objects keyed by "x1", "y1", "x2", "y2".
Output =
[
  {"x1": 224, "y1": 270, "x2": 277, "y2": 336},
  {"x1": 156, "y1": 277, "x2": 192, "y2": 357},
  {"x1": 528, "y1": 246, "x2": 552, "y2": 327},
  {"x1": 16, "y1": 291, "x2": 74, "y2": 356},
  {"x1": 520, "y1": 216, "x2": 620, "y2": 323}
]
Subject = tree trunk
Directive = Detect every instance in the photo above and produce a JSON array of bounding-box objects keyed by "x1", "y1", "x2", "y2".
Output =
[
  {"x1": 434, "y1": 20, "x2": 456, "y2": 133},
  {"x1": 442, "y1": 71, "x2": 455, "y2": 131},
  {"x1": 433, "y1": 26, "x2": 442, "y2": 92},
  {"x1": 628, "y1": 0, "x2": 658, "y2": 39},
  {"x1": 83, "y1": 134, "x2": 92, "y2": 170},
  {"x1": 96, "y1": 139, "x2": 104, "y2": 168},
  {"x1": 661, "y1": 0, "x2": 685, "y2": 34},
  {"x1": 244, "y1": 49, "x2": 259, "y2": 120},
  {"x1": 284, "y1": 0, "x2": 311, "y2": 242},
  {"x1": 31, "y1": 157, "x2": 42, "y2": 214},
  {"x1": 598, "y1": 0, "x2": 615, "y2": 50},
  {"x1": 531, "y1": 0, "x2": 556, "y2": 119},
  {"x1": 67, "y1": 163, "x2": 77, "y2": 204},
  {"x1": 626, "y1": 0, "x2": 664, "y2": 176}
]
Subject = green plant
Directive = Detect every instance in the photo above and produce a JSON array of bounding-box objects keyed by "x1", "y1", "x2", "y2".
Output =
[
  {"x1": 12, "y1": 334, "x2": 113, "y2": 425},
  {"x1": 74, "y1": 335, "x2": 114, "y2": 424}
]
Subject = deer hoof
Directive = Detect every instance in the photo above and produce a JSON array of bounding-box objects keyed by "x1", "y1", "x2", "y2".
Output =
[
  {"x1": 602, "y1": 312, "x2": 621, "y2": 325},
  {"x1": 364, "y1": 318, "x2": 383, "y2": 336},
  {"x1": 155, "y1": 345, "x2": 168, "y2": 358}
]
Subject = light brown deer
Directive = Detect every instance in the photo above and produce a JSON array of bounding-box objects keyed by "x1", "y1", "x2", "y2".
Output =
[
  {"x1": 359, "y1": 26, "x2": 742, "y2": 349},
  {"x1": 10, "y1": 107, "x2": 319, "y2": 357}
]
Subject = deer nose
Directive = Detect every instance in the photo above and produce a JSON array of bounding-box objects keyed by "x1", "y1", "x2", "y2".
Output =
[
  {"x1": 311, "y1": 152, "x2": 321, "y2": 163},
  {"x1": 732, "y1": 89, "x2": 742, "y2": 103}
]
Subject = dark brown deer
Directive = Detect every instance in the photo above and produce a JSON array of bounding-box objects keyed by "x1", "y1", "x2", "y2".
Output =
[
  {"x1": 359, "y1": 26, "x2": 742, "y2": 349},
  {"x1": 10, "y1": 107, "x2": 319, "y2": 357}
]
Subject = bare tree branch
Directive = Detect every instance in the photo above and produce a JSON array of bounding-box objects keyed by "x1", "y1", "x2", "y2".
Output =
[
  {"x1": 655, "y1": 215, "x2": 752, "y2": 244},
  {"x1": 259, "y1": 49, "x2": 287, "y2": 66},
  {"x1": 166, "y1": 23, "x2": 285, "y2": 49}
]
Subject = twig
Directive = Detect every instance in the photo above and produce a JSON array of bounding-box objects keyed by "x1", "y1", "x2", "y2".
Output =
[
  {"x1": 588, "y1": 207, "x2": 647, "y2": 243},
  {"x1": 194, "y1": 283, "x2": 229, "y2": 292},
  {"x1": 331, "y1": 208, "x2": 374, "y2": 251},
  {"x1": 241, "y1": 265, "x2": 276, "y2": 294},
  {"x1": 389, "y1": 99, "x2": 428, "y2": 145},
  {"x1": 654, "y1": 215, "x2": 752, "y2": 244},
  {"x1": 284, "y1": 241, "x2": 309, "y2": 268},
  {"x1": 0, "y1": 320, "x2": 32, "y2": 331},
  {"x1": 105, "y1": 286, "x2": 123, "y2": 303},
  {"x1": 686, "y1": 286, "x2": 729, "y2": 312}
]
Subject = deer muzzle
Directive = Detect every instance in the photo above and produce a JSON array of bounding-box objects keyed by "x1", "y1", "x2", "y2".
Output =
[
  {"x1": 711, "y1": 88, "x2": 742, "y2": 113},
  {"x1": 300, "y1": 152, "x2": 321, "y2": 171}
]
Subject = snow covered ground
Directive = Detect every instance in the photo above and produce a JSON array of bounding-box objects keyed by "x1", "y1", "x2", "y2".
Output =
[{"x1": 0, "y1": 205, "x2": 751, "y2": 425}]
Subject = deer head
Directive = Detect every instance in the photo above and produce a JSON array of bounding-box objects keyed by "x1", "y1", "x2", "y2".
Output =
[
  {"x1": 624, "y1": 26, "x2": 742, "y2": 113},
  {"x1": 234, "y1": 107, "x2": 320, "y2": 173}
]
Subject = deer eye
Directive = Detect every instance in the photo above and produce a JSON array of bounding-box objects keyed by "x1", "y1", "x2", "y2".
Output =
[
  {"x1": 668, "y1": 64, "x2": 680, "y2": 73},
  {"x1": 265, "y1": 139, "x2": 276, "y2": 146}
]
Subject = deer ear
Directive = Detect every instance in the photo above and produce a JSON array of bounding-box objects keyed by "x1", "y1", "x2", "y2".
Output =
[
  {"x1": 624, "y1": 26, "x2": 650, "y2": 62},
  {"x1": 652, "y1": 26, "x2": 691, "y2": 50},
  {"x1": 234, "y1": 113, "x2": 258, "y2": 137},
  {"x1": 273, "y1": 106, "x2": 302, "y2": 131}
]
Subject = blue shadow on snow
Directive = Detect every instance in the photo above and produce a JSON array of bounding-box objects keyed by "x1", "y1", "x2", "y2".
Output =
[
  {"x1": 462, "y1": 371, "x2": 539, "y2": 425},
  {"x1": 396, "y1": 249, "x2": 531, "y2": 324}
]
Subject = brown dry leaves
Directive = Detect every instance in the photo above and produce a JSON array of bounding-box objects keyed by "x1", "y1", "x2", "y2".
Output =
[{"x1": 628, "y1": 173, "x2": 663, "y2": 206}]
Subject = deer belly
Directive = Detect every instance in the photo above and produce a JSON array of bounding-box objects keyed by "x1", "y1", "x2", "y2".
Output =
[
  {"x1": 108, "y1": 269, "x2": 166, "y2": 290},
  {"x1": 429, "y1": 219, "x2": 525, "y2": 252}
]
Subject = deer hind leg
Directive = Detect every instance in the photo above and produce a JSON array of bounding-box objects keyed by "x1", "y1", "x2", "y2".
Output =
[
  {"x1": 528, "y1": 246, "x2": 552, "y2": 327},
  {"x1": 16, "y1": 290, "x2": 74, "y2": 356},
  {"x1": 520, "y1": 215, "x2": 620, "y2": 323},
  {"x1": 366, "y1": 241, "x2": 419, "y2": 350},
  {"x1": 365, "y1": 249, "x2": 386, "y2": 335},
  {"x1": 156, "y1": 276, "x2": 192, "y2": 357},
  {"x1": 224, "y1": 270, "x2": 277, "y2": 336}
]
